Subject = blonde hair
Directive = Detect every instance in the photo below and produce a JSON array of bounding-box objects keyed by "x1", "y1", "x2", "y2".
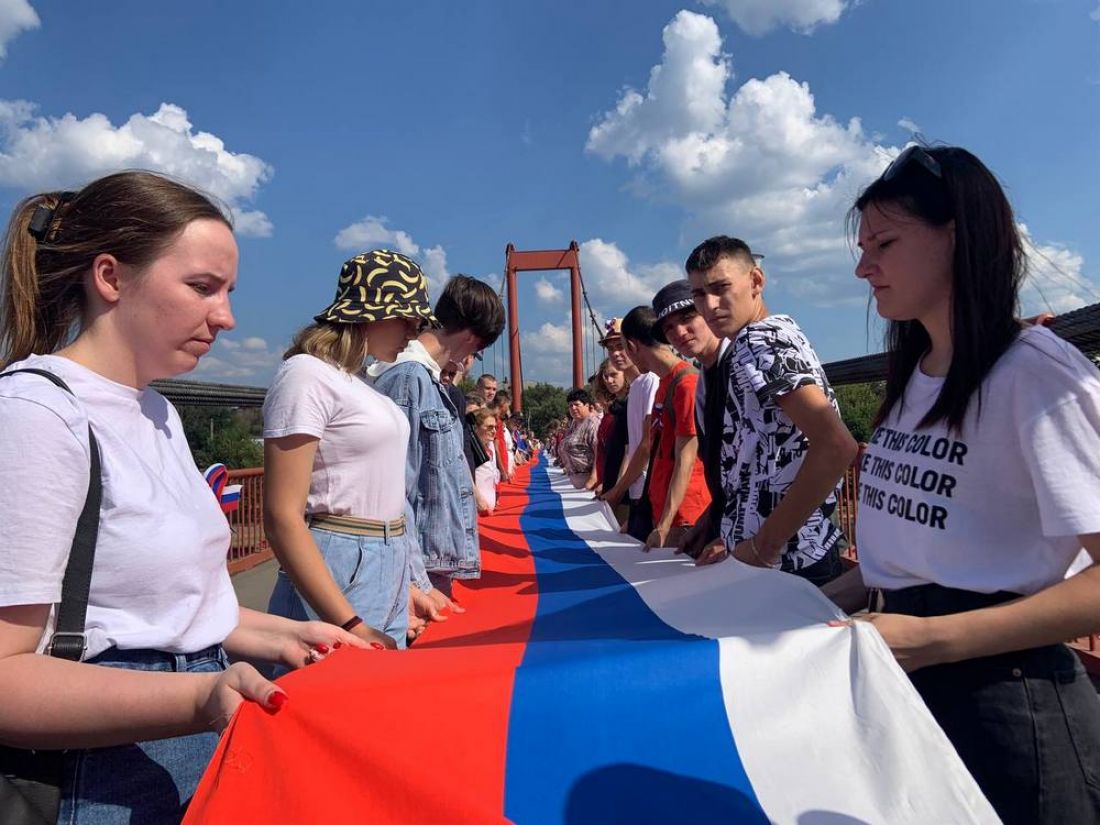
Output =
[
  {"x1": 284, "y1": 321, "x2": 370, "y2": 373},
  {"x1": 1, "y1": 171, "x2": 230, "y2": 367}
]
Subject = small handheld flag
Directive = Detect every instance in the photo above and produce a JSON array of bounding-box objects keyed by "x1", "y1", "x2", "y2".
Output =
[{"x1": 203, "y1": 463, "x2": 242, "y2": 515}]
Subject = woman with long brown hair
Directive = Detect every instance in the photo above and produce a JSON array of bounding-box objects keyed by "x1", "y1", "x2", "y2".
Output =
[
  {"x1": 592, "y1": 357, "x2": 629, "y2": 496},
  {"x1": 0, "y1": 171, "x2": 363, "y2": 822}
]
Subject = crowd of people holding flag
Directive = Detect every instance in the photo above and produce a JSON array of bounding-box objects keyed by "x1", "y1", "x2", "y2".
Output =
[{"x1": 0, "y1": 143, "x2": 1098, "y2": 824}]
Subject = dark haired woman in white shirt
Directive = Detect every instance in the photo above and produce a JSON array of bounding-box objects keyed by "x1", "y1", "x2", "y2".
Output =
[{"x1": 826, "y1": 146, "x2": 1100, "y2": 824}]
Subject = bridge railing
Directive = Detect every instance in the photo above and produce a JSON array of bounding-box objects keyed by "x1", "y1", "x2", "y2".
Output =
[{"x1": 225, "y1": 468, "x2": 272, "y2": 574}]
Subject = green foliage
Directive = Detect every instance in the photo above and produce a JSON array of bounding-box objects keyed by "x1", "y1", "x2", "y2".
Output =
[
  {"x1": 834, "y1": 381, "x2": 884, "y2": 444},
  {"x1": 178, "y1": 406, "x2": 265, "y2": 470},
  {"x1": 520, "y1": 382, "x2": 569, "y2": 438}
]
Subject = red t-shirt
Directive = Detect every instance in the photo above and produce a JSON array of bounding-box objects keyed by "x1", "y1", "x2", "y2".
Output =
[
  {"x1": 595, "y1": 410, "x2": 615, "y2": 485},
  {"x1": 648, "y1": 361, "x2": 711, "y2": 526}
]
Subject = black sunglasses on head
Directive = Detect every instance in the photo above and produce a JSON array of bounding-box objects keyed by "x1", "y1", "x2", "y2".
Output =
[{"x1": 882, "y1": 145, "x2": 942, "y2": 182}]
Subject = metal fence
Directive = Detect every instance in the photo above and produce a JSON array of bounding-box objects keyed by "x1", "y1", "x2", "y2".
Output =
[
  {"x1": 220, "y1": 460, "x2": 1099, "y2": 673},
  {"x1": 225, "y1": 468, "x2": 271, "y2": 573}
]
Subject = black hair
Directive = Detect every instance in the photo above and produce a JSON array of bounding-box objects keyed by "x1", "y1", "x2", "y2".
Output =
[
  {"x1": 566, "y1": 387, "x2": 594, "y2": 406},
  {"x1": 433, "y1": 274, "x2": 506, "y2": 348},
  {"x1": 620, "y1": 305, "x2": 660, "y2": 348},
  {"x1": 685, "y1": 235, "x2": 755, "y2": 275},
  {"x1": 848, "y1": 146, "x2": 1024, "y2": 432}
]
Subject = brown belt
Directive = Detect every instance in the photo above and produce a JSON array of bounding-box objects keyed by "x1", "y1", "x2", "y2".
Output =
[{"x1": 307, "y1": 513, "x2": 406, "y2": 538}]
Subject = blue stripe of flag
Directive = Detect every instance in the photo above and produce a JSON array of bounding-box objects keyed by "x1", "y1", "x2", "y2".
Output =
[{"x1": 504, "y1": 460, "x2": 768, "y2": 824}]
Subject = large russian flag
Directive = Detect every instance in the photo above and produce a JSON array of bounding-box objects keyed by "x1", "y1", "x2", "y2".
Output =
[{"x1": 185, "y1": 457, "x2": 997, "y2": 824}]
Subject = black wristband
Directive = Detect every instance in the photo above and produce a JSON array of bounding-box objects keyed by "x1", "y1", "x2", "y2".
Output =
[{"x1": 341, "y1": 615, "x2": 363, "y2": 632}]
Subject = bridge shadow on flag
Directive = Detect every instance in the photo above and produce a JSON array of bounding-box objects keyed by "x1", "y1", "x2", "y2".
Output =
[{"x1": 184, "y1": 456, "x2": 999, "y2": 825}]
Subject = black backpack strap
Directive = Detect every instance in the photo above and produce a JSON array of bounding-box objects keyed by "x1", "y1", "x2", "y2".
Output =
[{"x1": 0, "y1": 368, "x2": 102, "y2": 661}]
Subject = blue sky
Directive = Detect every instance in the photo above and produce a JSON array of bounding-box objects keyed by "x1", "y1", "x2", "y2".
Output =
[{"x1": 1, "y1": 0, "x2": 1098, "y2": 386}]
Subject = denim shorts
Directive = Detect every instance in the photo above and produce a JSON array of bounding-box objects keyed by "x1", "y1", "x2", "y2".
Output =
[
  {"x1": 268, "y1": 525, "x2": 410, "y2": 649},
  {"x1": 57, "y1": 645, "x2": 227, "y2": 825},
  {"x1": 884, "y1": 583, "x2": 1100, "y2": 825}
]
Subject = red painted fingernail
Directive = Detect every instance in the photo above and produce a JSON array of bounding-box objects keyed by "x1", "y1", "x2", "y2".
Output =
[
  {"x1": 268, "y1": 692, "x2": 288, "y2": 712},
  {"x1": 333, "y1": 641, "x2": 342, "y2": 649},
  {"x1": 370, "y1": 642, "x2": 385, "y2": 650},
  {"x1": 315, "y1": 643, "x2": 329, "y2": 654}
]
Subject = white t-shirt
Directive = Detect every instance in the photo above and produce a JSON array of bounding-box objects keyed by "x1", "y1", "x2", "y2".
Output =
[
  {"x1": 626, "y1": 372, "x2": 659, "y2": 500},
  {"x1": 264, "y1": 354, "x2": 410, "y2": 521},
  {"x1": 857, "y1": 327, "x2": 1100, "y2": 595},
  {"x1": 503, "y1": 425, "x2": 516, "y2": 475},
  {"x1": 0, "y1": 354, "x2": 239, "y2": 659},
  {"x1": 475, "y1": 441, "x2": 499, "y2": 510}
]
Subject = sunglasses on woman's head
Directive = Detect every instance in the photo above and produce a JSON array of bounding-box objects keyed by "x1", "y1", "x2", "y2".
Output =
[{"x1": 882, "y1": 145, "x2": 942, "y2": 182}]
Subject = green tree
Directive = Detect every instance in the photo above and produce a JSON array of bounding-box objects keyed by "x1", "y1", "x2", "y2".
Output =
[
  {"x1": 178, "y1": 406, "x2": 264, "y2": 470},
  {"x1": 520, "y1": 382, "x2": 569, "y2": 438},
  {"x1": 834, "y1": 381, "x2": 884, "y2": 444}
]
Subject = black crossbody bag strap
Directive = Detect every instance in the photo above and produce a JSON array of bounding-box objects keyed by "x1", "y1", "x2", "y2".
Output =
[{"x1": 0, "y1": 368, "x2": 101, "y2": 661}]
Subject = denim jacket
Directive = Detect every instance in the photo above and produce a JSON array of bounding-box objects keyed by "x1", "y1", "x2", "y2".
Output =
[{"x1": 371, "y1": 345, "x2": 479, "y2": 587}]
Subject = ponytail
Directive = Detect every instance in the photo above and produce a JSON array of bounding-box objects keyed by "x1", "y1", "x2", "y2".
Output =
[{"x1": 1, "y1": 192, "x2": 81, "y2": 366}]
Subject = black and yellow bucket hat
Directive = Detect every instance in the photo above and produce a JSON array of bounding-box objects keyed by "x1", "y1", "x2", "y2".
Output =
[{"x1": 314, "y1": 249, "x2": 441, "y2": 328}]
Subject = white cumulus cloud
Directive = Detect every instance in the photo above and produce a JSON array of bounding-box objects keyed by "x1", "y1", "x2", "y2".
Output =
[
  {"x1": 0, "y1": 101, "x2": 274, "y2": 236},
  {"x1": 587, "y1": 10, "x2": 901, "y2": 304},
  {"x1": 897, "y1": 116, "x2": 922, "y2": 135},
  {"x1": 535, "y1": 276, "x2": 564, "y2": 303},
  {"x1": 1018, "y1": 224, "x2": 1099, "y2": 315},
  {"x1": 520, "y1": 318, "x2": 580, "y2": 387},
  {"x1": 334, "y1": 215, "x2": 450, "y2": 298},
  {"x1": 334, "y1": 215, "x2": 419, "y2": 256},
  {"x1": 0, "y1": 0, "x2": 38, "y2": 59},
  {"x1": 699, "y1": 0, "x2": 848, "y2": 36},
  {"x1": 192, "y1": 335, "x2": 283, "y2": 383},
  {"x1": 580, "y1": 238, "x2": 682, "y2": 309}
]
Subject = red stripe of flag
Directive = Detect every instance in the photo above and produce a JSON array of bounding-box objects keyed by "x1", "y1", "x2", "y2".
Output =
[{"x1": 184, "y1": 464, "x2": 539, "y2": 824}]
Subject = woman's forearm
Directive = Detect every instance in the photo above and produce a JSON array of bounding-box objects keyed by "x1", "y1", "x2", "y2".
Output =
[
  {"x1": 934, "y1": 563, "x2": 1100, "y2": 664},
  {"x1": 266, "y1": 516, "x2": 356, "y2": 626},
  {"x1": 0, "y1": 655, "x2": 212, "y2": 749},
  {"x1": 223, "y1": 608, "x2": 295, "y2": 662}
]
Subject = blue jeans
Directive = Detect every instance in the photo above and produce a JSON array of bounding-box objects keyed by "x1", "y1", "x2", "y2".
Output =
[
  {"x1": 57, "y1": 646, "x2": 227, "y2": 825},
  {"x1": 268, "y1": 525, "x2": 410, "y2": 649}
]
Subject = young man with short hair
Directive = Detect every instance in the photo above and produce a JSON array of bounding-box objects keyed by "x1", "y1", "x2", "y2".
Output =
[
  {"x1": 372, "y1": 275, "x2": 506, "y2": 614},
  {"x1": 686, "y1": 235, "x2": 855, "y2": 585},
  {"x1": 476, "y1": 373, "x2": 498, "y2": 406},
  {"x1": 610, "y1": 298, "x2": 710, "y2": 550},
  {"x1": 655, "y1": 283, "x2": 731, "y2": 560}
]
